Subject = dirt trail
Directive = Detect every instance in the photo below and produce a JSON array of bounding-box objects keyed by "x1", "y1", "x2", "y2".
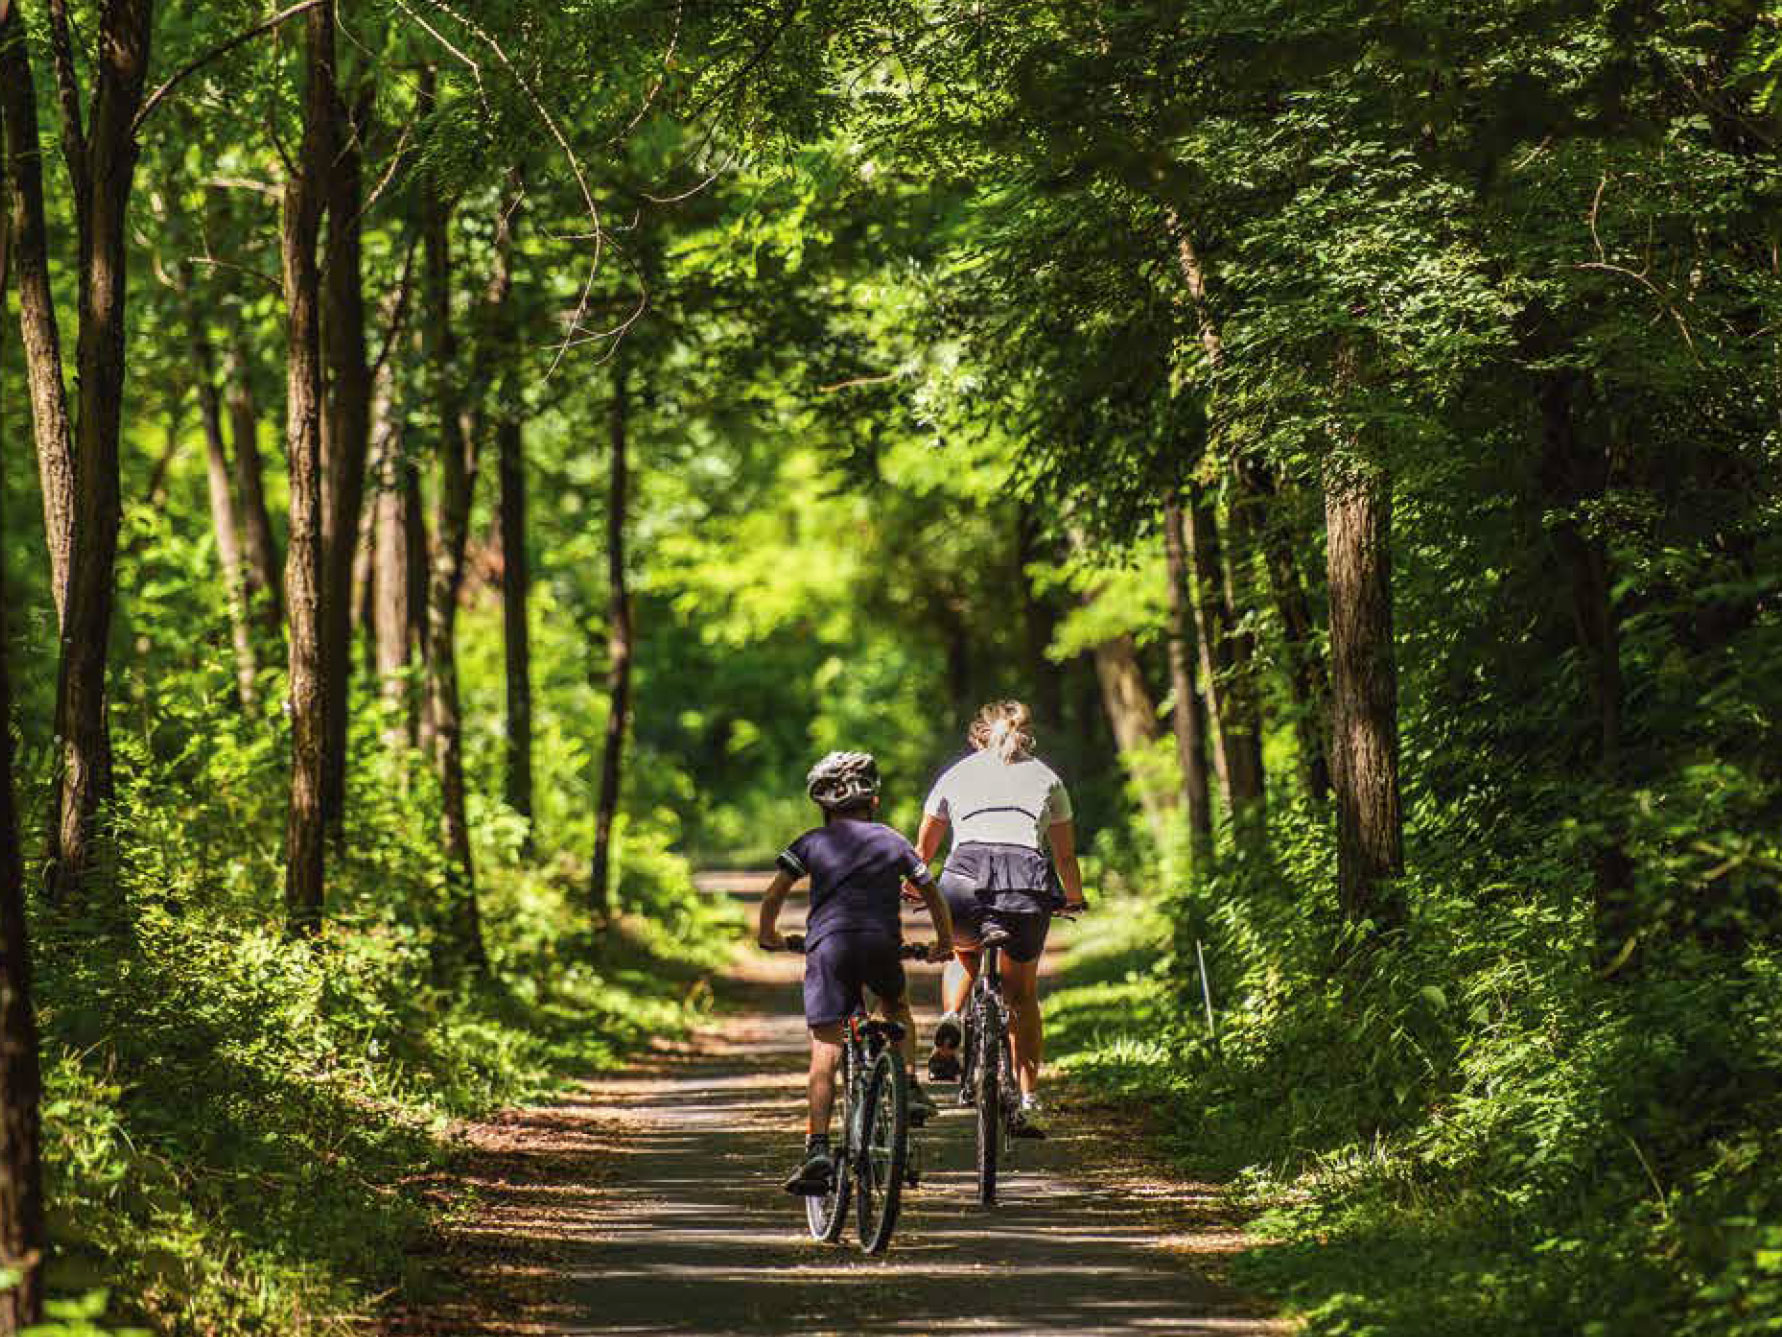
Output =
[{"x1": 398, "y1": 874, "x2": 1289, "y2": 1336}]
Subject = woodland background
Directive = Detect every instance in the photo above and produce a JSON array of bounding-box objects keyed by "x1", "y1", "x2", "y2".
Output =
[{"x1": 0, "y1": 0, "x2": 1780, "y2": 1333}]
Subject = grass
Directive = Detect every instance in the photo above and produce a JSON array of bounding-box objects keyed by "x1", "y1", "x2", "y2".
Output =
[{"x1": 36, "y1": 858, "x2": 741, "y2": 1337}]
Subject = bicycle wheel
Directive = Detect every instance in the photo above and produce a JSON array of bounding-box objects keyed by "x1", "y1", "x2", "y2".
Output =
[
  {"x1": 805, "y1": 1050, "x2": 854, "y2": 1242},
  {"x1": 973, "y1": 995, "x2": 1001, "y2": 1207},
  {"x1": 854, "y1": 1048, "x2": 908, "y2": 1254}
]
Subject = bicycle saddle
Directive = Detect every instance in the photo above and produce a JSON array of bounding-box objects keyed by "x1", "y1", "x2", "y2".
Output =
[{"x1": 979, "y1": 924, "x2": 1012, "y2": 950}]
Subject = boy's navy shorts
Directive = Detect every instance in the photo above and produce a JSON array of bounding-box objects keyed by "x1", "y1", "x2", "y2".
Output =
[{"x1": 803, "y1": 932, "x2": 906, "y2": 1029}]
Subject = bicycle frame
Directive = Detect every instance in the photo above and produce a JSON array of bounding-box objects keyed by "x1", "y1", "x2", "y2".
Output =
[{"x1": 781, "y1": 934, "x2": 928, "y2": 1252}]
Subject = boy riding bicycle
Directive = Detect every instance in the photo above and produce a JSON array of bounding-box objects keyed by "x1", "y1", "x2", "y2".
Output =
[{"x1": 757, "y1": 751, "x2": 954, "y2": 1196}]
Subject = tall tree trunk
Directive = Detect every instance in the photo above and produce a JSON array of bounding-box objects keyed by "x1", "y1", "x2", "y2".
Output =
[
  {"x1": 1089, "y1": 630, "x2": 1177, "y2": 845},
  {"x1": 189, "y1": 303, "x2": 259, "y2": 709},
  {"x1": 497, "y1": 413, "x2": 532, "y2": 841},
  {"x1": 225, "y1": 336, "x2": 283, "y2": 633},
  {"x1": 49, "y1": 0, "x2": 156, "y2": 903},
  {"x1": 1016, "y1": 504, "x2": 1064, "y2": 737},
  {"x1": 319, "y1": 82, "x2": 372, "y2": 843},
  {"x1": 0, "y1": 4, "x2": 74, "y2": 624},
  {"x1": 367, "y1": 253, "x2": 422, "y2": 750},
  {"x1": 1231, "y1": 458, "x2": 1332, "y2": 803},
  {"x1": 1165, "y1": 218, "x2": 1267, "y2": 824},
  {"x1": 403, "y1": 443, "x2": 429, "y2": 727},
  {"x1": 589, "y1": 357, "x2": 633, "y2": 924},
  {"x1": 1323, "y1": 455, "x2": 1404, "y2": 928},
  {"x1": 485, "y1": 183, "x2": 532, "y2": 846},
  {"x1": 1185, "y1": 483, "x2": 1266, "y2": 821},
  {"x1": 1162, "y1": 494, "x2": 1214, "y2": 863},
  {"x1": 420, "y1": 146, "x2": 487, "y2": 971},
  {"x1": 352, "y1": 480, "x2": 377, "y2": 683},
  {"x1": 0, "y1": 109, "x2": 49, "y2": 1330},
  {"x1": 370, "y1": 399, "x2": 416, "y2": 746},
  {"x1": 1537, "y1": 369, "x2": 1632, "y2": 970},
  {"x1": 281, "y1": 0, "x2": 332, "y2": 937}
]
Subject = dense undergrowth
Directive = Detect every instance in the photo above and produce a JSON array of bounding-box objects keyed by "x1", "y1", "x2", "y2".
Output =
[
  {"x1": 1051, "y1": 802, "x2": 1782, "y2": 1337},
  {"x1": 19, "y1": 660, "x2": 731, "y2": 1335}
]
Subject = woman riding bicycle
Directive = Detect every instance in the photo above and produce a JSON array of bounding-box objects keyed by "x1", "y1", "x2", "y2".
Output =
[{"x1": 916, "y1": 700, "x2": 1085, "y2": 1137}]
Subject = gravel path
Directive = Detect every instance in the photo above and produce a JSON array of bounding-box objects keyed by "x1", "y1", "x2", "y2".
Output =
[{"x1": 395, "y1": 874, "x2": 1290, "y2": 1336}]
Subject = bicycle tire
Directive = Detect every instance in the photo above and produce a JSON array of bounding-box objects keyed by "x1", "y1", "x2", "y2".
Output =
[
  {"x1": 854, "y1": 1048, "x2": 908, "y2": 1254},
  {"x1": 974, "y1": 994, "x2": 1001, "y2": 1207},
  {"x1": 805, "y1": 1049, "x2": 855, "y2": 1242}
]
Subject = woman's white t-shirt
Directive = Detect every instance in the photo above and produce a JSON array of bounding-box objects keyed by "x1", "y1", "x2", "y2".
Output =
[{"x1": 922, "y1": 750, "x2": 1072, "y2": 852}]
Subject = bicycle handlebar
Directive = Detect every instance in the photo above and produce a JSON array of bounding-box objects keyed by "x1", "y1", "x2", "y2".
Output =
[{"x1": 768, "y1": 934, "x2": 941, "y2": 959}]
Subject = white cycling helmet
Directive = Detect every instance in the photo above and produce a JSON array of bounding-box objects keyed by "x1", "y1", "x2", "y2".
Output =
[{"x1": 806, "y1": 750, "x2": 881, "y2": 811}]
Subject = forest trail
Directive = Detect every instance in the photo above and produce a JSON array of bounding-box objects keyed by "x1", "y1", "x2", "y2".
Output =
[{"x1": 396, "y1": 873, "x2": 1289, "y2": 1336}]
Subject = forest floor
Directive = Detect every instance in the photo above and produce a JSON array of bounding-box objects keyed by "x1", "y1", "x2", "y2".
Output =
[{"x1": 390, "y1": 873, "x2": 1290, "y2": 1336}]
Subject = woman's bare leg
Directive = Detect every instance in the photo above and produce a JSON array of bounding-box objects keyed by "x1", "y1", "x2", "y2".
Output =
[{"x1": 1001, "y1": 954, "x2": 1043, "y2": 1096}]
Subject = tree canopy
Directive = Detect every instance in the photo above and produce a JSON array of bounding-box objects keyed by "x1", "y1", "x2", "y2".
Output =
[{"x1": 1, "y1": 0, "x2": 1780, "y2": 1332}]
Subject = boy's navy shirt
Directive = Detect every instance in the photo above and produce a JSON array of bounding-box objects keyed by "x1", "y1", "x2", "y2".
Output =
[{"x1": 777, "y1": 818, "x2": 933, "y2": 947}]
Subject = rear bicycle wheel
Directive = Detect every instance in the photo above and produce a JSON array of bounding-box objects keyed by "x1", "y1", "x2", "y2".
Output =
[
  {"x1": 855, "y1": 1049, "x2": 908, "y2": 1254},
  {"x1": 805, "y1": 1050, "x2": 854, "y2": 1242},
  {"x1": 973, "y1": 997, "x2": 1001, "y2": 1207}
]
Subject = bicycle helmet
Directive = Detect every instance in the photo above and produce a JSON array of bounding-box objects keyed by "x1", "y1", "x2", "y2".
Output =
[{"x1": 806, "y1": 750, "x2": 881, "y2": 811}]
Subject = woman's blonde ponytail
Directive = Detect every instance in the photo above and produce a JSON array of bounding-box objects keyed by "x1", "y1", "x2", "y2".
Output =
[{"x1": 970, "y1": 700, "x2": 1035, "y2": 763}]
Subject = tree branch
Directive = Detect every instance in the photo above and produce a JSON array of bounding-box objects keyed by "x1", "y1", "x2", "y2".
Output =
[
  {"x1": 45, "y1": 0, "x2": 86, "y2": 191},
  {"x1": 133, "y1": 0, "x2": 326, "y2": 133},
  {"x1": 369, "y1": 231, "x2": 419, "y2": 378}
]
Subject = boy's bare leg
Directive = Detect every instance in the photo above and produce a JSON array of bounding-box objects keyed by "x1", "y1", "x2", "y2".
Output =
[
  {"x1": 808, "y1": 1023, "x2": 843, "y2": 1133},
  {"x1": 880, "y1": 995, "x2": 919, "y2": 1071}
]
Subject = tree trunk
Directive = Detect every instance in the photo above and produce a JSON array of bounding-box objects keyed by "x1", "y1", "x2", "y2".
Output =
[
  {"x1": 352, "y1": 476, "x2": 377, "y2": 684},
  {"x1": 420, "y1": 144, "x2": 487, "y2": 971},
  {"x1": 190, "y1": 305, "x2": 259, "y2": 709},
  {"x1": 1162, "y1": 494, "x2": 1214, "y2": 862},
  {"x1": 497, "y1": 413, "x2": 532, "y2": 840},
  {"x1": 281, "y1": 0, "x2": 332, "y2": 937},
  {"x1": 1536, "y1": 369, "x2": 1633, "y2": 970},
  {"x1": 1231, "y1": 458, "x2": 1332, "y2": 803},
  {"x1": 144, "y1": 398, "x2": 183, "y2": 509},
  {"x1": 49, "y1": 0, "x2": 156, "y2": 903},
  {"x1": 1323, "y1": 455, "x2": 1404, "y2": 928},
  {"x1": 1165, "y1": 215, "x2": 1274, "y2": 826},
  {"x1": 1185, "y1": 483, "x2": 1266, "y2": 820},
  {"x1": 1089, "y1": 631, "x2": 1176, "y2": 845},
  {"x1": 367, "y1": 254, "x2": 423, "y2": 750},
  {"x1": 225, "y1": 336, "x2": 283, "y2": 633},
  {"x1": 319, "y1": 81, "x2": 372, "y2": 843},
  {"x1": 0, "y1": 107, "x2": 50, "y2": 1329},
  {"x1": 1016, "y1": 505, "x2": 1064, "y2": 737},
  {"x1": 403, "y1": 441, "x2": 430, "y2": 728},
  {"x1": 589, "y1": 358, "x2": 633, "y2": 924},
  {"x1": 0, "y1": 3, "x2": 74, "y2": 625},
  {"x1": 370, "y1": 398, "x2": 415, "y2": 746},
  {"x1": 485, "y1": 184, "x2": 532, "y2": 845}
]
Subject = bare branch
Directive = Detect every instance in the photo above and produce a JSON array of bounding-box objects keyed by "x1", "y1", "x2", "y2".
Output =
[
  {"x1": 616, "y1": 0, "x2": 681, "y2": 142},
  {"x1": 134, "y1": 0, "x2": 327, "y2": 133},
  {"x1": 819, "y1": 370, "x2": 904, "y2": 394},
  {"x1": 681, "y1": 0, "x2": 801, "y2": 125},
  {"x1": 186, "y1": 253, "x2": 282, "y2": 292},
  {"x1": 402, "y1": 0, "x2": 609, "y2": 378},
  {"x1": 369, "y1": 232, "x2": 420, "y2": 378}
]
